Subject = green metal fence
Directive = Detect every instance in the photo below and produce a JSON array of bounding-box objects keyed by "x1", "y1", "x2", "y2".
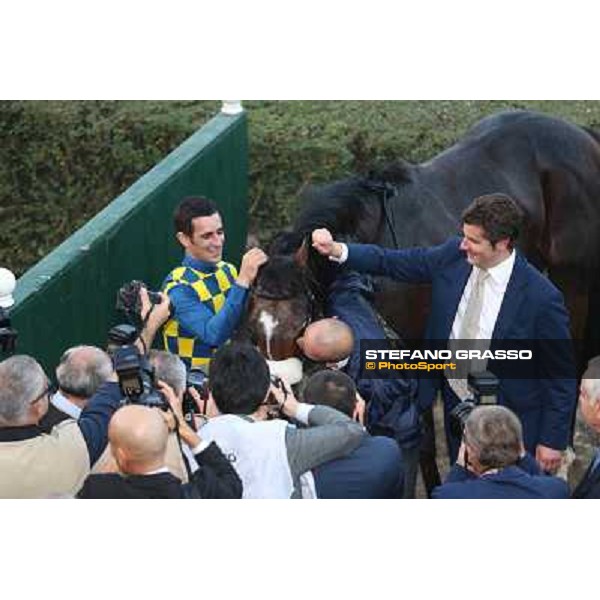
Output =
[{"x1": 9, "y1": 109, "x2": 248, "y2": 372}]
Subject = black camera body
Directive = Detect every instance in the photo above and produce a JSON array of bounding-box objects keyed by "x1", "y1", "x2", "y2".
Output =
[
  {"x1": 116, "y1": 280, "x2": 168, "y2": 326},
  {"x1": 0, "y1": 307, "x2": 17, "y2": 355},
  {"x1": 113, "y1": 345, "x2": 169, "y2": 411},
  {"x1": 182, "y1": 367, "x2": 210, "y2": 429},
  {"x1": 449, "y1": 370, "x2": 500, "y2": 437}
]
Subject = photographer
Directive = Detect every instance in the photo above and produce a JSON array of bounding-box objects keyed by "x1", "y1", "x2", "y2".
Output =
[
  {"x1": 298, "y1": 297, "x2": 421, "y2": 498},
  {"x1": 198, "y1": 342, "x2": 366, "y2": 498},
  {"x1": 147, "y1": 349, "x2": 204, "y2": 479},
  {"x1": 77, "y1": 382, "x2": 242, "y2": 499},
  {"x1": 572, "y1": 356, "x2": 600, "y2": 498},
  {"x1": 0, "y1": 286, "x2": 170, "y2": 498},
  {"x1": 39, "y1": 345, "x2": 113, "y2": 432},
  {"x1": 432, "y1": 405, "x2": 569, "y2": 499},
  {"x1": 302, "y1": 369, "x2": 404, "y2": 498}
]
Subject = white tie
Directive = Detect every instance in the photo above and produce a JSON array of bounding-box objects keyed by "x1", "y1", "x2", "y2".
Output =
[{"x1": 447, "y1": 268, "x2": 490, "y2": 400}]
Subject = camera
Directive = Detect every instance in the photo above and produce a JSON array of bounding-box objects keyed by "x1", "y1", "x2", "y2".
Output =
[
  {"x1": 106, "y1": 323, "x2": 138, "y2": 357},
  {"x1": 113, "y1": 344, "x2": 169, "y2": 411},
  {"x1": 182, "y1": 367, "x2": 210, "y2": 429},
  {"x1": 449, "y1": 370, "x2": 500, "y2": 437},
  {"x1": 0, "y1": 307, "x2": 17, "y2": 355},
  {"x1": 264, "y1": 375, "x2": 287, "y2": 420},
  {"x1": 116, "y1": 280, "x2": 168, "y2": 326},
  {"x1": 0, "y1": 268, "x2": 17, "y2": 355}
]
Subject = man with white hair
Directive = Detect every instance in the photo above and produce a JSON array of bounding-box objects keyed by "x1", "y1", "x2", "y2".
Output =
[
  {"x1": 0, "y1": 287, "x2": 170, "y2": 498},
  {"x1": 40, "y1": 345, "x2": 113, "y2": 431},
  {"x1": 432, "y1": 405, "x2": 569, "y2": 499},
  {"x1": 0, "y1": 354, "x2": 122, "y2": 498},
  {"x1": 572, "y1": 356, "x2": 600, "y2": 498}
]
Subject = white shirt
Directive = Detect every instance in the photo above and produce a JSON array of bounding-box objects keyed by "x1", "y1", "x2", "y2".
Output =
[
  {"x1": 199, "y1": 415, "x2": 293, "y2": 499},
  {"x1": 450, "y1": 251, "x2": 516, "y2": 341},
  {"x1": 51, "y1": 391, "x2": 82, "y2": 419}
]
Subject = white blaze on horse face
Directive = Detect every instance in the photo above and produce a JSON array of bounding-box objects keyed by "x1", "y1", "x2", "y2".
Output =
[{"x1": 258, "y1": 310, "x2": 279, "y2": 360}]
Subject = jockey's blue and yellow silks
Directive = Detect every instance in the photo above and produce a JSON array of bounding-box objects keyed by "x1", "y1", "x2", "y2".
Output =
[{"x1": 162, "y1": 255, "x2": 248, "y2": 370}]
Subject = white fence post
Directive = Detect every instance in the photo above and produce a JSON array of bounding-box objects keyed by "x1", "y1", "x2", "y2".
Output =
[{"x1": 221, "y1": 101, "x2": 244, "y2": 115}]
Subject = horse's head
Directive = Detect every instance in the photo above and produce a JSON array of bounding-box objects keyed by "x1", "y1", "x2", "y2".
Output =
[
  {"x1": 246, "y1": 249, "x2": 319, "y2": 361},
  {"x1": 245, "y1": 174, "x2": 395, "y2": 362}
]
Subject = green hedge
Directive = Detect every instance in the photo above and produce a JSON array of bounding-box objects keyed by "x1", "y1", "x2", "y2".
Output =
[
  {"x1": 0, "y1": 100, "x2": 219, "y2": 275},
  {"x1": 3, "y1": 100, "x2": 600, "y2": 276}
]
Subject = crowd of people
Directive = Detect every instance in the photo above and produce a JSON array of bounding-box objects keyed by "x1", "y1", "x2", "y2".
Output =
[{"x1": 1, "y1": 193, "x2": 598, "y2": 499}]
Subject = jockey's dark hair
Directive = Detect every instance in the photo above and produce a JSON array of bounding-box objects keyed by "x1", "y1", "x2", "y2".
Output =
[{"x1": 174, "y1": 196, "x2": 219, "y2": 237}]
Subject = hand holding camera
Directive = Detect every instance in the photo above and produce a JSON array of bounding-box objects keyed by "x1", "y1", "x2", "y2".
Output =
[
  {"x1": 157, "y1": 380, "x2": 202, "y2": 449},
  {"x1": 269, "y1": 376, "x2": 299, "y2": 419},
  {"x1": 352, "y1": 392, "x2": 366, "y2": 425}
]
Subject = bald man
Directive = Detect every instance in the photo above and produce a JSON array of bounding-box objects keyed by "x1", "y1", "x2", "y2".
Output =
[
  {"x1": 296, "y1": 270, "x2": 422, "y2": 498},
  {"x1": 77, "y1": 403, "x2": 242, "y2": 499},
  {"x1": 298, "y1": 318, "x2": 354, "y2": 367}
]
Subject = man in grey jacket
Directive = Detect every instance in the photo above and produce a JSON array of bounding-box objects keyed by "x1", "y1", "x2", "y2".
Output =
[{"x1": 198, "y1": 342, "x2": 366, "y2": 498}]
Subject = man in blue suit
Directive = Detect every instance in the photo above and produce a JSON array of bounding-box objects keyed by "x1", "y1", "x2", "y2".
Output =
[
  {"x1": 311, "y1": 193, "x2": 576, "y2": 474},
  {"x1": 303, "y1": 369, "x2": 404, "y2": 499},
  {"x1": 432, "y1": 405, "x2": 569, "y2": 499},
  {"x1": 297, "y1": 270, "x2": 421, "y2": 497}
]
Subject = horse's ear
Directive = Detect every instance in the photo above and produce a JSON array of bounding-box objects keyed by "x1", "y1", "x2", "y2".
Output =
[
  {"x1": 293, "y1": 238, "x2": 309, "y2": 268},
  {"x1": 372, "y1": 159, "x2": 413, "y2": 183},
  {"x1": 246, "y1": 231, "x2": 261, "y2": 251}
]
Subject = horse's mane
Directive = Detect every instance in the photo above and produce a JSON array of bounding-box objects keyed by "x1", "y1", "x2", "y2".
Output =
[{"x1": 294, "y1": 173, "x2": 393, "y2": 242}]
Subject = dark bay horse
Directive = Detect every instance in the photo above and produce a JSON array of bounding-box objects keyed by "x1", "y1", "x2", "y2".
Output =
[
  {"x1": 246, "y1": 110, "x2": 600, "y2": 493},
  {"x1": 249, "y1": 110, "x2": 600, "y2": 365}
]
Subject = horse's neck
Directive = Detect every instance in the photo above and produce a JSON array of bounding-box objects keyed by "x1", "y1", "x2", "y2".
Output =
[{"x1": 380, "y1": 174, "x2": 457, "y2": 249}]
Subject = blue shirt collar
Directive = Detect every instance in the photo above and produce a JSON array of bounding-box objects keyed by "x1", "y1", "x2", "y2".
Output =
[{"x1": 182, "y1": 254, "x2": 220, "y2": 273}]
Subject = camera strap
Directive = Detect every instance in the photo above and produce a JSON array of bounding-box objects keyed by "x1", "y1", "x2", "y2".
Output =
[{"x1": 172, "y1": 411, "x2": 194, "y2": 481}]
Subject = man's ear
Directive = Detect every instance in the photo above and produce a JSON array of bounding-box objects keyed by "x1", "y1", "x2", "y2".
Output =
[
  {"x1": 176, "y1": 231, "x2": 190, "y2": 249},
  {"x1": 112, "y1": 445, "x2": 128, "y2": 472},
  {"x1": 494, "y1": 237, "x2": 511, "y2": 253},
  {"x1": 32, "y1": 399, "x2": 47, "y2": 423},
  {"x1": 592, "y1": 398, "x2": 600, "y2": 424}
]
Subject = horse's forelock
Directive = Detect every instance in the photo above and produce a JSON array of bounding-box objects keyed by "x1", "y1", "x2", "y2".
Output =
[{"x1": 267, "y1": 230, "x2": 305, "y2": 255}]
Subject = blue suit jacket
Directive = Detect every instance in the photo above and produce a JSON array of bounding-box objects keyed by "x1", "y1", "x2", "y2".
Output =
[
  {"x1": 432, "y1": 455, "x2": 569, "y2": 499},
  {"x1": 314, "y1": 435, "x2": 404, "y2": 499},
  {"x1": 346, "y1": 238, "x2": 577, "y2": 454},
  {"x1": 572, "y1": 451, "x2": 600, "y2": 498},
  {"x1": 325, "y1": 271, "x2": 421, "y2": 449}
]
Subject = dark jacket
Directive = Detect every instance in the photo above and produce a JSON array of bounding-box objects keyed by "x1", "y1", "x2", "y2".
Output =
[
  {"x1": 314, "y1": 435, "x2": 404, "y2": 499},
  {"x1": 77, "y1": 442, "x2": 242, "y2": 499},
  {"x1": 432, "y1": 454, "x2": 569, "y2": 499},
  {"x1": 346, "y1": 239, "x2": 577, "y2": 456},
  {"x1": 572, "y1": 452, "x2": 600, "y2": 498},
  {"x1": 326, "y1": 270, "x2": 421, "y2": 449},
  {"x1": 39, "y1": 402, "x2": 71, "y2": 433}
]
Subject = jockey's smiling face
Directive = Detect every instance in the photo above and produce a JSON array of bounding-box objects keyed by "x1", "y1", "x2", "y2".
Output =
[{"x1": 178, "y1": 213, "x2": 225, "y2": 264}]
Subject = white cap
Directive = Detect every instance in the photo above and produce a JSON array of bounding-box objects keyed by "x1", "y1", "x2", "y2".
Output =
[{"x1": 0, "y1": 268, "x2": 16, "y2": 308}]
